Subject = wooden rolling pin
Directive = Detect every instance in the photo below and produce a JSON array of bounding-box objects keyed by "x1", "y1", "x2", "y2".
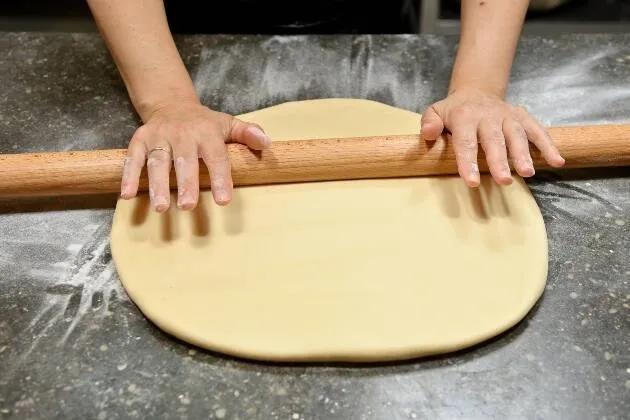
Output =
[{"x1": 1, "y1": 124, "x2": 629, "y2": 198}]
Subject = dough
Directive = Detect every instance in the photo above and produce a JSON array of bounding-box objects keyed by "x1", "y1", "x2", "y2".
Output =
[{"x1": 110, "y1": 99, "x2": 548, "y2": 362}]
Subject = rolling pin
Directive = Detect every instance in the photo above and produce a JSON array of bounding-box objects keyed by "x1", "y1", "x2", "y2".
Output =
[{"x1": 1, "y1": 124, "x2": 629, "y2": 198}]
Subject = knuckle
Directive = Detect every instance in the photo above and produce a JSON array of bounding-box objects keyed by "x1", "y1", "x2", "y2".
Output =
[
  {"x1": 454, "y1": 140, "x2": 478, "y2": 159},
  {"x1": 532, "y1": 127, "x2": 552, "y2": 144},
  {"x1": 174, "y1": 155, "x2": 199, "y2": 173},
  {"x1": 488, "y1": 156, "x2": 507, "y2": 166},
  {"x1": 513, "y1": 123, "x2": 528, "y2": 139},
  {"x1": 208, "y1": 121, "x2": 231, "y2": 140},
  {"x1": 202, "y1": 145, "x2": 230, "y2": 166},
  {"x1": 174, "y1": 154, "x2": 197, "y2": 165},
  {"x1": 423, "y1": 104, "x2": 440, "y2": 119},
  {"x1": 123, "y1": 156, "x2": 136, "y2": 169},
  {"x1": 207, "y1": 156, "x2": 230, "y2": 168},
  {"x1": 450, "y1": 106, "x2": 475, "y2": 122},
  {"x1": 129, "y1": 137, "x2": 146, "y2": 152},
  {"x1": 146, "y1": 154, "x2": 169, "y2": 169},
  {"x1": 458, "y1": 140, "x2": 477, "y2": 152},
  {"x1": 481, "y1": 123, "x2": 506, "y2": 148},
  {"x1": 133, "y1": 125, "x2": 149, "y2": 140},
  {"x1": 507, "y1": 129, "x2": 527, "y2": 146},
  {"x1": 511, "y1": 143, "x2": 530, "y2": 156},
  {"x1": 490, "y1": 131, "x2": 506, "y2": 147},
  {"x1": 124, "y1": 149, "x2": 144, "y2": 164},
  {"x1": 456, "y1": 152, "x2": 475, "y2": 163},
  {"x1": 177, "y1": 174, "x2": 197, "y2": 191}
]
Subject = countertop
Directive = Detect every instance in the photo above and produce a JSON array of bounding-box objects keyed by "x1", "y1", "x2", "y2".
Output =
[{"x1": 0, "y1": 32, "x2": 629, "y2": 419}]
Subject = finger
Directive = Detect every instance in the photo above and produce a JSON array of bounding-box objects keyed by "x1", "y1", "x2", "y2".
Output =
[
  {"x1": 229, "y1": 118, "x2": 271, "y2": 150},
  {"x1": 172, "y1": 142, "x2": 200, "y2": 211},
  {"x1": 121, "y1": 127, "x2": 148, "y2": 199},
  {"x1": 199, "y1": 138, "x2": 233, "y2": 206},
  {"x1": 146, "y1": 145, "x2": 172, "y2": 212},
  {"x1": 517, "y1": 107, "x2": 565, "y2": 167},
  {"x1": 478, "y1": 119, "x2": 513, "y2": 185},
  {"x1": 420, "y1": 104, "x2": 445, "y2": 141},
  {"x1": 450, "y1": 123, "x2": 481, "y2": 187},
  {"x1": 503, "y1": 118, "x2": 535, "y2": 177}
]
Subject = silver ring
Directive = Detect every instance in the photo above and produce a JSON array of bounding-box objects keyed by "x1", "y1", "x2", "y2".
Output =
[{"x1": 148, "y1": 146, "x2": 171, "y2": 155}]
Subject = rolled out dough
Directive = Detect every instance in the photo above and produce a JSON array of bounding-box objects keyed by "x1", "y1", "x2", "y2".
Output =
[{"x1": 110, "y1": 99, "x2": 548, "y2": 362}]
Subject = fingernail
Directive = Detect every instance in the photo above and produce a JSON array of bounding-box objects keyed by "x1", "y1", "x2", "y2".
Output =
[
  {"x1": 467, "y1": 164, "x2": 480, "y2": 187},
  {"x1": 177, "y1": 188, "x2": 190, "y2": 209},
  {"x1": 154, "y1": 196, "x2": 168, "y2": 205},
  {"x1": 153, "y1": 195, "x2": 168, "y2": 212},
  {"x1": 120, "y1": 183, "x2": 131, "y2": 198},
  {"x1": 178, "y1": 200, "x2": 193, "y2": 210},
  {"x1": 525, "y1": 160, "x2": 535, "y2": 176},
  {"x1": 247, "y1": 126, "x2": 271, "y2": 148},
  {"x1": 215, "y1": 191, "x2": 228, "y2": 204}
]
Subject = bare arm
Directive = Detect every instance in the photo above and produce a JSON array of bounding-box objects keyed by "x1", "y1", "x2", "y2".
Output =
[
  {"x1": 450, "y1": 0, "x2": 529, "y2": 98},
  {"x1": 87, "y1": 0, "x2": 198, "y2": 121}
]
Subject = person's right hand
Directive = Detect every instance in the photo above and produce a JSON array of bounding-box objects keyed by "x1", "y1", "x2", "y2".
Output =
[{"x1": 120, "y1": 101, "x2": 271, "y2": 212}]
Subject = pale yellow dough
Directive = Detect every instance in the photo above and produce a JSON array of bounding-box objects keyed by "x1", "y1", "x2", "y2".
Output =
[{"x1": 110, "y1": 99, "x2": 548, "y2": 362}]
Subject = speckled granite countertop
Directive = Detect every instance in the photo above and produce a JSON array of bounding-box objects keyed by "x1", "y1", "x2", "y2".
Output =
[{"x1": 0, "y1": 32, "x2": 628, "y2": 420}]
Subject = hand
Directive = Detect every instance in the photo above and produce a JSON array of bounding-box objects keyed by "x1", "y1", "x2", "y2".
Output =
[
  {"x1": 420, "y1": 87, "x2": 565, "y2": 187},
  {"x1": 120, "y1": 101, "x2": 271, "y2": 211}
]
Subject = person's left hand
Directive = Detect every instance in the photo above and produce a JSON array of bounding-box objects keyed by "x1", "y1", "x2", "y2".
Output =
[{"x1": 420, "y1": 87, "x2": 565, "y2": 187}]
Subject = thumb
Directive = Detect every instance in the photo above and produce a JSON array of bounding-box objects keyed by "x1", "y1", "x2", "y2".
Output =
[
  {"x1": 420, "y1": 103, "x2": 445, "y2": 141},
  {"x1": 229, "y1": 118, "x2": 272, "y2": 150}
]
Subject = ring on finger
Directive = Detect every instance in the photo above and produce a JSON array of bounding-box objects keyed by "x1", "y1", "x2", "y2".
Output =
[{"x1": 148, "y1": 146, "x2": 171, "y2": 156}]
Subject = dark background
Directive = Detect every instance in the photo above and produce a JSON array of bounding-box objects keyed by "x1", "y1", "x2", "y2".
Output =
[{"x1": 1, "y1": 0, "x2": 630, "y2": 34}]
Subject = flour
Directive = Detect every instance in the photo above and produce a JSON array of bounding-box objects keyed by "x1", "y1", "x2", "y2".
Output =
[
  {"x1": 191, "y1": 35, "x2": 449, "y2": 119},
  {"x1": 350, "y1": 35, "x2": 450, "y2": 113},
  {"x1": 509, "y1": 45, "x2": 630, "y2": 125},
  {"x1": 0, "y1": 210, "x2": 128, "y2": 373},
  {"x1": 28, "y1": 221, "x2": 127, "y2": 346},
  {"x1": 61, "y1": 128, "x2": 104, "y2": 152},
  {"x1": 192, "y1": 36, "x2": 352, "y2": 114}
]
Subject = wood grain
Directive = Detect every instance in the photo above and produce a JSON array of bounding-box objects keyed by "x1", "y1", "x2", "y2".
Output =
[{"x1": 1, "y1": 124, "x2": 629, "y2": 198}]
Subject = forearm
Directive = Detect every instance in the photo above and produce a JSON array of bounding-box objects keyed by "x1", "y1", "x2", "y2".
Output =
[
  {"x1": 87, "y1": 0, "x2": 198, "y2": 121},
  {"x1": 449, "y1": 0, "x2": 529, "y2": 98}
]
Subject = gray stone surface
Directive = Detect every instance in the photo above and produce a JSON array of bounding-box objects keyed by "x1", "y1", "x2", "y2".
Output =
[{"x1": 0, "y1": 32, "x2": 629, "y2": 419}]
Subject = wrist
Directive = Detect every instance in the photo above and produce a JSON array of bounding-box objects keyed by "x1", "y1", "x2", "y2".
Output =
[
  {"x1": 448, "y1": 78, "x2": 507, "y2": 99},
  {"x1": 136, "y1": 92, "x2": 202, "y2": 122},
  {"x1": 448, "y1": 53, "x2": 511, "y2": 99}
]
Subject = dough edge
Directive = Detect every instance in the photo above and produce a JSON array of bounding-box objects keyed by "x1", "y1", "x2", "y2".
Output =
[{"x1": 110, "y1": 98, "x2": 549, "y2": 363}]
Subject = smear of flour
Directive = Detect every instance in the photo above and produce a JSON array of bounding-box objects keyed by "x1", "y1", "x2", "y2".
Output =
[
  {"x1": 191, "y1": 34, "x2": 450, "y2": 117},
  {"x1": 350, "y1": 35, "x2": 450, "y2": 113},
  {"x1": 509, "y1": 45, "x2": 630, "y2": 125},
  {"x1": 60, "y1": 128, "x2": 104, "y2": 152},
  {"x1": 11, "y1": 218, "x2": 128, "y2": 370}
]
